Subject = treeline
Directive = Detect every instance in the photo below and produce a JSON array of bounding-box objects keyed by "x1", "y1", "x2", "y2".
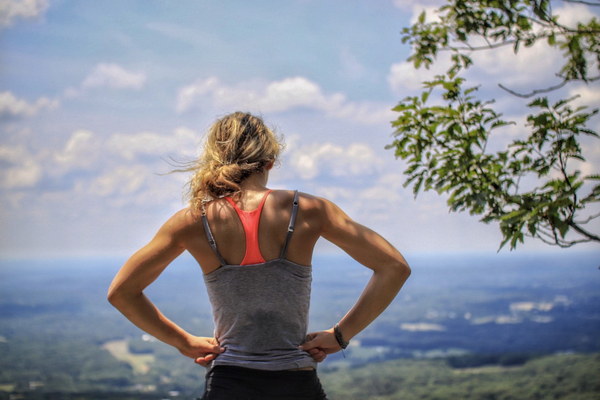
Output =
[
  {"x1": 320, "y1": 353, "x2": 600, "y2": 400},
  {"x1": 446, "y1": 352, "x2": 538, "y2": 368},
  {"x1": 0, "y1": 392, "x2": 166, "y2": 400},
  {"x1": 2, "y1": 353, "x2": 598, "y2": 400}
]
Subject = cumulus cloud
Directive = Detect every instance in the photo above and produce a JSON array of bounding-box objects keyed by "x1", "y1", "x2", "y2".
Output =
[
  {"x1": 555, "y1": 3, "x2": 598, "y2": 27},
  {"x1": 388, "y1": 55, "x2": 450, "y2": 95},
  {"x1": 80, "y1": 63, "x2": 147, "y2": 90},
  {"x1": 176, "y1": 76, "x2": 393, "y2": 125},
  {"x1": 0, "y1": 145, "x2": 42, "y2": 188},
  {"x1": 288, "y1": 141, "x2": 384, "y2": 180},
  {"x1": 107, "y1": 127, "x2": 199, "y2": 160},
  {"x1": 569, "y1": 83, "x2": 600, "y2": 109},
  {"x1": 392, "y1": 0, "x2": 444, "y2": 10},
  {"x1": 0, "y1": 0, "x2": 48, "y2": 28},
  {"x1": 388, "y1": 37, "x2": 565, "y2": 98},
  {"x1": 87, "y1": 165, "x2": 148, "y2": 197},
  {"x1": 176, "y1": 76, "x2": 341, "y2": 114},
  {"x1": 0, "y1": 91, "x2": 59, "y2": 119},
  {"x1": 469, "y1": 41, "x2": 564, "y2": 90},
  {"x1": 392, "y1": 0, "x2": 444, "y2": 24},
  {"x1": 53, "y1": 130, "x2": 99, "y2": 171}
]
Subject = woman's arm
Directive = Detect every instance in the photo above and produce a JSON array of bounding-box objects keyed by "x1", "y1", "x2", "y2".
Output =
[
  {"x1": 107, "y1": 211, "x2": 224, "y2": 366},
  {"x1": 300, "y1": 198, "x2": 411, "y2": 356}
]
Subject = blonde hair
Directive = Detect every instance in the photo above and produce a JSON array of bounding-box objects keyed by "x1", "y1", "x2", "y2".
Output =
[{"x1": 187, "y1": 112, "x2": 283, "y2": 212}]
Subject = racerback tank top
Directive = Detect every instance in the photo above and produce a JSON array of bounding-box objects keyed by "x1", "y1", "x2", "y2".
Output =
[{"x1": 201, "y1": 190, "x2": 316, "y2": 371}]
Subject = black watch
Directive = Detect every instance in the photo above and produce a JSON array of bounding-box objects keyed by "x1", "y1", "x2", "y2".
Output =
[{"x1": 333, "y1": 324, "x2": 349, "y2": 349}]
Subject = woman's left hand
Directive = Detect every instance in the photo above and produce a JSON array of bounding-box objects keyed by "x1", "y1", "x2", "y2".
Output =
[
  {"x1": 299, "y1": 329, "x2": 340, "y2": 362},
  {"x1": 178, "y1": 336, "x2": 225, "y2": 367}
]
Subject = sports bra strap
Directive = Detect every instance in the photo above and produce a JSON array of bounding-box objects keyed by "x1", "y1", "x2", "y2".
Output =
[
  {"x1": 201, "y1": 214, "x2": 227, "y2": 266},
  {"x1": 279, "y1": 190, "x2": 299, "y2": 259}
]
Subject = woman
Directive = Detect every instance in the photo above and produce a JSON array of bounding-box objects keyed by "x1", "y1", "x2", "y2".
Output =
[{"x1": 107, "y1": 112, "x2": 411, "y2": 400}]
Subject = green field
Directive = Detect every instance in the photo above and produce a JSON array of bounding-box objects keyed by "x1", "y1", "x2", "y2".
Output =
[{"x1": 102, "y1": 339, "x2": 155, "y2": 375}]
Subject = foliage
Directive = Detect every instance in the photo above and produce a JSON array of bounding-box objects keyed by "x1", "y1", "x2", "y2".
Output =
[
  {"x1": 388, "y1": 0, "x2": 600, "y2": 249},
  {"x1": 320, "y1": 353, "x2": 600, "y2": 400}
]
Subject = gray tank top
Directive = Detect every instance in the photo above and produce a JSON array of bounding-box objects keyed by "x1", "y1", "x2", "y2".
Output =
[{"x1": 202, "y1": 191, "x2": 316, "y2": 370}]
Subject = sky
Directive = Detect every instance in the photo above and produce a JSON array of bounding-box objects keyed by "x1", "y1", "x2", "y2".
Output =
[{"x1": 1, "y1": 0, "x2": 599, "y2": 259}]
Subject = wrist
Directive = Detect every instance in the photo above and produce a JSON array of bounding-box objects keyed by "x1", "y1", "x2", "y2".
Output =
[
  {"x1": 333, "y1": 323, "x2": 350, "y2": 349},
  {"x1": 174, "y1": 332, "x2": 194, "y2": 352}
]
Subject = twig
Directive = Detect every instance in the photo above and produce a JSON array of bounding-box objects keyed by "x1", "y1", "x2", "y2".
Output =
[
  {"x1": 499, "y1": 75, "x2": 600, "y2": 98},
  {"x1": 574, "y1": 212, "x2": 600, "y2": 224},
  {"x1": 562, "y1": 0, "x2": 600, "y2": 6},
  {"x1": 443, "y1": 39, "x2": 517, "y2": 52},
  {"x1": 498, "y1": 80, "x2": 568, "y2": 98}
]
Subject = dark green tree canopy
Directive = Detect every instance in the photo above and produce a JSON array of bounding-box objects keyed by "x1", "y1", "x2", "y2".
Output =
[{"x1": 388, "y1": 0, "x2": 599, "y2": 249}]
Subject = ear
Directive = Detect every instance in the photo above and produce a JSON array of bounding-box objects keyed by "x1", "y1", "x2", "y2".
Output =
[{"x1": 265, "y1": 160, "x2": 275, "y2": 170}]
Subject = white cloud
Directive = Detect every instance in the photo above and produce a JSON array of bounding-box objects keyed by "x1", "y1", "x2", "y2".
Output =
[
  {"x1": 469, "y1": 40, "x2": 564, "y2": 89},
  {"x1": 177, "y1": 76, "x2": 342, "y2": 114},
  {"x1": 555, "y1": 3, "x2": 599, "y2": 28},
  {"x1": 53, "y1": 130, "x2": 99, "y2": 171},
  {"x1": 392, "y1": 0, "x2": 444, "y2": 11},
  {"x1": 288, "y1": 141, "x2": 384, "y2": 180},
  {"x1": 389, "y1": 33, "x2": 563, "y2": 97},
  {"x1": 262, "y1": 77, "x2": 343, "y2": 112},
  {"x1": 0, "y1": 145, "x2": 42, "y2": 188},
  {"x1": 401, "y1": 322, "x2": 446, "y2": 332},
  {"x1": 87, "y1": 165, "x2": 147, "y2": 197},
  {"x1": 569, "y1": 83, "x2": 600, "y2": 109},
  {"x1": 388, "y1": 56, "x2": 450, "y2": 95},
  {"x1": 176, "y1": 76, "x2": 392, "y2": 125},
  {"x1": 409, "y1": 5, "x2": 442, "y2": 25},
  {"x1": 81, "y1": 63, "x2": 147, "y2": 90},
  {"x1": 0, "y1": 91, "x2": 59, "y2": 119},
  {"x1": 107, "y1": 127, "x2": 199, "y2": 160},
  {"x1": 392, "y1": 0, "x2": 444, "y2": 25},
  {"x1": 0, "y1": 0, "x2": 48, "y2": 28}
]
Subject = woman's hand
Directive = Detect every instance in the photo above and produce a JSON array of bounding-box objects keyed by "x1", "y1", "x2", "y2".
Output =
[
  {"x1": 299, "y1": 328, "x2": 340, "y2": 362},
  {"x1": 178, "y1": 336, "x2": 225, "y2": 367}
]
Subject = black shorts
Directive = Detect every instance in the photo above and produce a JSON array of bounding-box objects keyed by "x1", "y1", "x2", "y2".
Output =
[{"x1": 200, "y1": 365, "x2": 328, "y2": 400}]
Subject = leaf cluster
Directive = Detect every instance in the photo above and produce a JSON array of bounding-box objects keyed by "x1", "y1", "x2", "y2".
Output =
[
  {"x1": 402, "y1": 0, "x2": 600, "y2": 87},
  {"x1": 390, "y1": 0, "x2": 600, "y2": 249}
]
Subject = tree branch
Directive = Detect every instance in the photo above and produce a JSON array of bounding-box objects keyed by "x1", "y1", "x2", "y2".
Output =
[
  {"x1": 574, "y1": 212, "x2": 600, "y2": 224},
  {"x1": 498, "y1": 81, "x2": 568, "y2": 98},
  {"x1": 568, "y1": 221, "x2": 600, "y2": 241},
  {"x1": 498, "y1": 75, "x2": 600, "y2": 98},
  {"x1": 533, "y1": 223, "x2": 593, "y2": 247},
  {"x1": 444, "y1": 39, "x2": 517, "y2": 52},
  {"x1": 562, "y1": 0, "x2": 600, "y2": 6}
]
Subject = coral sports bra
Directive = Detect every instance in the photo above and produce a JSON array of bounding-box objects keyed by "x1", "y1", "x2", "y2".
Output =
[{"x1": 224, "y1": 189, "x2": 272, "y2": 265}]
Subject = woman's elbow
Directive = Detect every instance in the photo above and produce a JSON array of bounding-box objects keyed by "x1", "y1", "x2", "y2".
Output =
[
  {"x1": 107, "y1": 284, "x2": 130, "y2": 308},
  {"x1": 107, "y1": 286, "x2": 121, "y2": 306},
  {"x1": 391, "y1": 260, "x2": 411, "y2": 284}
]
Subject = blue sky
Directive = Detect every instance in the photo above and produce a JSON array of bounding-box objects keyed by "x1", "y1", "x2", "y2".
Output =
[{"x1": 1, "y1": 0, "x2": 599, "y2": 258}]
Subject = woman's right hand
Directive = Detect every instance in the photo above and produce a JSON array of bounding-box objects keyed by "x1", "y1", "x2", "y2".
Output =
[{"x1": 178, "y1": 335, "x2": 225, "y2": 367}]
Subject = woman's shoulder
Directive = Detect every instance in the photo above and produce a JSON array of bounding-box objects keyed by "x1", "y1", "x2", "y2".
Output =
[
  {"x1": 162, "y1": 207, "x2": 203, "y2": 235},
  {"x1": 269, "y1": 189, "x2": 332, "y2": 214}
]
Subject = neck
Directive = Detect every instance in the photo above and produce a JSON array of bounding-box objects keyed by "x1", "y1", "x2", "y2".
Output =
[{"x1": 239, "y1": 169, "x2": 269, "y2": 192}]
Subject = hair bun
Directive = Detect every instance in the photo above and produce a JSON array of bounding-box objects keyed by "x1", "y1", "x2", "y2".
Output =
[{"x1": 187, "y1": 112, "x2": 283, "y2": 208}]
